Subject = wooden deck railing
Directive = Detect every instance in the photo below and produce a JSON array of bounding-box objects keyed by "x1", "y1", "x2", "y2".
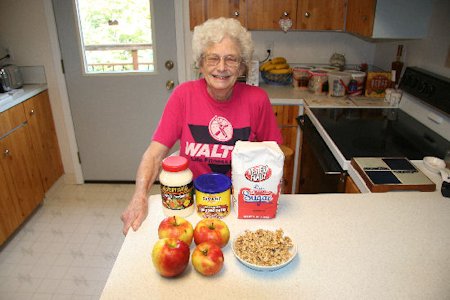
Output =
[{"x1": 84, "y1": 43, "x2": 153, "y2": 72}]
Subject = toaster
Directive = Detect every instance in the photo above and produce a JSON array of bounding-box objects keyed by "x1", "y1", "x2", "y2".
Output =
[{"x1": 0, "y1": 64, "x2": 23, "y2": 93}]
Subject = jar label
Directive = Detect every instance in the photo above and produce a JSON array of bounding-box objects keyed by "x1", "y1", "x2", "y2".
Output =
[
  {"x1": 196, "y1": 189, "x2": 230, "y2": 219},
  {"x1": 161, "y1": 182, "x2": 194, "y2": 211}
]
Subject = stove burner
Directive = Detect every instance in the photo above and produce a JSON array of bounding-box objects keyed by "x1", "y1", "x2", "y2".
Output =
[{"x1": 311, "y1": 107, "x2": 450, "y2": 160}]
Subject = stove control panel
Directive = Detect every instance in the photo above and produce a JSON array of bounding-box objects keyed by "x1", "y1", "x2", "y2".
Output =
[{"x1": 399, "y1": 67, "x2": 450, "y2": 115}]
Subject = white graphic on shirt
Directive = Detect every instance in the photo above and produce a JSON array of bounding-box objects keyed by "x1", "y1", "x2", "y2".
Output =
[{"x1": 208, "y1": 115, "x2": 233, "y2": 142}]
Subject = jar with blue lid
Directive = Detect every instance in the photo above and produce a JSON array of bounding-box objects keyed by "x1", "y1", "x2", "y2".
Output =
[{"x1": 194, "y1": 173, "x2": 231, "y2": 219}]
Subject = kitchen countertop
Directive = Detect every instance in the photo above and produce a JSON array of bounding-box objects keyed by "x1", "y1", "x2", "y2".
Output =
[
  {"x1": 262, "y1": 83, "x2": 392, "y2": 109},
  {"x1": 101, "y1": 175, "x2": 450, "y2": 299},
  {"x1": 0, "y1": 84, "x2": 48, "y2": 113}
]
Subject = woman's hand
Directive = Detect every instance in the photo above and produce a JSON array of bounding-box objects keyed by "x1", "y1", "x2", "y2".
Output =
[
  {"x1": 121, "y1": 193, "x2": 148, "y2": 235},
  {"x1": 120, "y1": 141, "x2": 169, "y2": 235}
]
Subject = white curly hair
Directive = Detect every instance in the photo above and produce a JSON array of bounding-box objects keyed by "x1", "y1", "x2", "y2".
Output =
[{"x1": 192, "y1": 17, "x2": 254, "y2": 69}]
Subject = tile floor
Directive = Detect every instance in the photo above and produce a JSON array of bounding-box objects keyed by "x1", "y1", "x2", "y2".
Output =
[{"x1": 0, "y1": 180, "x2": 160, "y2": 300}]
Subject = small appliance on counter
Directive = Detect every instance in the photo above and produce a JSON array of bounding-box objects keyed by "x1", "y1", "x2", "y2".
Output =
[{"x1": 0, "y1": 64, "x2": 23, "y2": 93}]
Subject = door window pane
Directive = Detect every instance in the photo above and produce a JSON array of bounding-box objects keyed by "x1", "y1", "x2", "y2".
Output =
[{"x1": 75, "y1": 0, "x2": 154, "y2": 74}]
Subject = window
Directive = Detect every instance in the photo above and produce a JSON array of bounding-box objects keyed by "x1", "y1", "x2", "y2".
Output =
[{"x1": 75, "y1": 0, "x2": 154, "y2": 74}]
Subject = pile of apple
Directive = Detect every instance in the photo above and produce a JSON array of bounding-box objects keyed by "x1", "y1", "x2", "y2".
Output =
[{"x1": 152, "y1": 216, "x2": 230, "y2": 277}]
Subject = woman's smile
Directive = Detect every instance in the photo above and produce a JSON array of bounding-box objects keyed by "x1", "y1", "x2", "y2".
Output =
[{"x1": 200, "y1": 36, "x2": 243, "y2": 101}]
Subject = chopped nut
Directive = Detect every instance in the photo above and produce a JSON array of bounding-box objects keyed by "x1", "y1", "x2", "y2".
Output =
[{"x1": 234, "y1": 229, "x2": 293, "y2": 266}]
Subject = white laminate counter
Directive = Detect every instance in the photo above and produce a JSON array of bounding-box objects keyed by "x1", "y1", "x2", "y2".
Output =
[
  {"x1": 101, "y1": 180, "x2": 450, "y2": 300},
  {"x1": 0, "y1": 84, "x2": 48, "y2": 113}
]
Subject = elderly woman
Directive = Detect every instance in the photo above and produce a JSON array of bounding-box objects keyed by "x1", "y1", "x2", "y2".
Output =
[{"x1": 121, "y1": 17, "x2": 282, "y2": 235}]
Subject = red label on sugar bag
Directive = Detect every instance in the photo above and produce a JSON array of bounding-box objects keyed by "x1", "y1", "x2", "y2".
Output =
[{"x1": 237, "y1": 187, "x2": 279, "y2": 219}]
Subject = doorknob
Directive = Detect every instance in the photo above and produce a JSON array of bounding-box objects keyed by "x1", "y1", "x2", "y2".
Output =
[
  {"x1": 165, "y1": 60, "x2": 174, "y2": 70},
  {"x1": 166, "y1": 80, "x2": 175, "y2": 90}
]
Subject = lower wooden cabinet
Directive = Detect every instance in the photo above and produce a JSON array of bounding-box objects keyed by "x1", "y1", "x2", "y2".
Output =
[
  {"x1": 24, "y1": 91, "x2": 64, "y2": 192},
  {"x1": 0, "y1": 163, "x2": 23, "y2": 244},
  {"x1": 272, "y1": 105, "x2": 299, "y2": 194},
  {"x1": 0, "y1": 90, "x2": 63, "y2": 245},
  {"x1": 345, "y1": 175, "x2": 361, "y2": 193}
]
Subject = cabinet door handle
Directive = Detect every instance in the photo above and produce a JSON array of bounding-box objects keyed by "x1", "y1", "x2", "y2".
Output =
[
  {"x1": 30, "y1": 109, "x2": 35, "y2": 116},
  {"x1": 304, "y1": 11, "x2": 311, "y2": 18},
  {"x1": 233, "y1": 11, "x2": 239, "y2": 17},
  {"x1": 4, "y1": 149, "x2": 10, "y2": 157}
]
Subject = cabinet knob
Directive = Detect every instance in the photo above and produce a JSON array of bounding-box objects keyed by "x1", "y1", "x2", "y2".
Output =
[
  {"x1": 30, "y1": 109, "x2": 35, "y2": 116},
  {"x1": 304, "y1": 11, "x2": 311, "y2": 18},
  {"x1": 4, "y1": 149, "x2": 10, "y2": 157},
  {"x1": 283, "y1": 11, "x2": 289, "y2": 17},
  {"x1": 233, "y1": 11, "x2": 239, "y2": 17}
]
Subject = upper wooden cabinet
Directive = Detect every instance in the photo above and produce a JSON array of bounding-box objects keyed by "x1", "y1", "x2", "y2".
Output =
[
  {"x1": 297, "y1": 0, "x2": 346, "y2": 31},
  {"x1": 346, "y1": 0, "x2": 432, "y2": 39},
  {"x1": 246, "y1": 0, "x2": 297, "y2": 30},
  {"x1": 189, "y1": 0, "x2": 246, "y2": 30}
]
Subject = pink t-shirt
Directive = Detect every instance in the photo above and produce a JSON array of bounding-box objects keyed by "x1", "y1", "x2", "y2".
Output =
[{"x1": 153, "y1": 79, "x2": 282, "y2": 178}]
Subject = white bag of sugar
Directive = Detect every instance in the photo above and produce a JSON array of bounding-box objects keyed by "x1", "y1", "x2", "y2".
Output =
[{"x1": 231, "y1": 141, "x2": 284, "y2": 219}]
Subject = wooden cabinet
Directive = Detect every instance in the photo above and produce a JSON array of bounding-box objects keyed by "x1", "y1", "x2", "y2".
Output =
[
  {"x1": 272, "y1": 105, "x2": 299, "y2": 194},
  {"x1": 346, "y1": 0, "x2": 432, "y2": 39},
  {"x1": 0, "y1": 106, "x2": 44, "y2": 245},
  {"x1": 24, "y1": 91, "x2": 64, "y2": 192},
  {"x1": 0, "y1": 148, "x2": 23, "y2": 245},
  {"x1": 0, "y1": 90, "x2": 63, "y2": 245},
  {"x1": 189, "y1": 0, "x2": 246, "y2": 30},
  {"x1": 189, "y1": 0, "x2": 345, "y2": 31},
  {"x1": 297, "y1": 0, "x2": 346, "y2": 31},
  {"x1": 345, "y1": 175, "x2": 361, "y2": 193},
  {"x1": 246, "y1": 0, "x2": 297, "y2": 30}
]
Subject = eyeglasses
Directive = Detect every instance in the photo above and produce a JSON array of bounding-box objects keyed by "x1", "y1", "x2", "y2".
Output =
[{"x1": 202, "y1": 54, "x2": 242, "y2": 68}]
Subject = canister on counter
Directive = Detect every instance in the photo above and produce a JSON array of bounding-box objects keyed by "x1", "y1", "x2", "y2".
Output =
[
  {"x1": 308, "y1": 69, "x2": 328, "y2": 95},
  {"x1": 344, "y1": 70, "x2": 366, "y2": 96},
  {"x1": 194, "y1": 173, "x2": 231, "y2": 219},
  {"x1": 159, "y1": 156, "x2": 194, "y2": 217},
  {"x1": 292, "y1": 66, "x2": 312, "y2": 90},
  {"x1": 328, "y1": 71, "x2": 352, "y2": 97}
]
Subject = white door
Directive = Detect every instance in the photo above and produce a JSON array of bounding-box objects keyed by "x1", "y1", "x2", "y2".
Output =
[{"x1": 52, "y1": 0, "x2": 178, "y2": 181}]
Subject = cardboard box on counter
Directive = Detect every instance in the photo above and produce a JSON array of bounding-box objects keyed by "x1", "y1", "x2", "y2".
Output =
[{"x1": 365, "y1": 72, "x2": 391, "y2": 98}]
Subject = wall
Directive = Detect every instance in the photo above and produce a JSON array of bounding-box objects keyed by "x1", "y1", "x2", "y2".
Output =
[
  {"x1": 373, "y1": 0, "x2": 450, "y2": 78},
  {"x1": 182, "y1": 20, "x2": 376, "y2": 80},
  {"x1": 0, "y1": 0, "x2": 82, "y2": 183}
]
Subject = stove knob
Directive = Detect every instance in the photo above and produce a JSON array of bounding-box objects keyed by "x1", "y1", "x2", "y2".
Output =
[
  {"x1": 423, "y1": 83, "x2": 435, "y2": 97},
  {"x1": 410, "y1": 77, "x2": 419, "y2": 88},
  {"x1": 418, "y1": 82, "x2": 427, "y2": 93}
]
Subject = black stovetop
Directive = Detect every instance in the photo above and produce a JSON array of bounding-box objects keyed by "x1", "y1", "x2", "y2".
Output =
[{"x1": 310, "y1": 107, "x2": 450, "y2": 160}]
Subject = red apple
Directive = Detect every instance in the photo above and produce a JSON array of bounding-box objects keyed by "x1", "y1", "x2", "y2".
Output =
[
  {"x1": 151, "y1": 238, "x2": 190, "y2": 277},
  {"x1": 191, "y1": 241, "x2": 224, "y2": 276},
  {"x1": 158, "y1": 216, "x2": 194, "y2": 246},
  {"x1": 193, "y1": 218, "x2": 230, "y2": 248}
]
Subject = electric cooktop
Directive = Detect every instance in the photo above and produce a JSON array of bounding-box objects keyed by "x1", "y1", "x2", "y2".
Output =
[{"x1": 310, "y1": 107, "x2": 450, "y2": 161}]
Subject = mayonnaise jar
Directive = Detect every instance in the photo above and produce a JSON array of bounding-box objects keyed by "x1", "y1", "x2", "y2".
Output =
[{"x1": 159, "y1": 156, "x2": 194, "y2": 217}]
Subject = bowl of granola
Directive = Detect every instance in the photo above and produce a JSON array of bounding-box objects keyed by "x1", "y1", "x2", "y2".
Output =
[{"x1": 231, "y1": 228, "x2": 297, "y2": 271}]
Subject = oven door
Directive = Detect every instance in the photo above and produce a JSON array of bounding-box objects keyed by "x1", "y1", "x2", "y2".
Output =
[{"x1": 296, "y1": 115, "x2": 346, "y2": 193}]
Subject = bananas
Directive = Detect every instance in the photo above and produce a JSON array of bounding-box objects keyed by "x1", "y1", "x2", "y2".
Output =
[{"x1": 260, "y1": 57, "x2": 292, "y2": 75}]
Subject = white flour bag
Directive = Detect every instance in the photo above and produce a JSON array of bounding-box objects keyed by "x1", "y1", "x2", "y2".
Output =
[{"x1": 231, "y1": 141, "x2": 284, "y2": 219}]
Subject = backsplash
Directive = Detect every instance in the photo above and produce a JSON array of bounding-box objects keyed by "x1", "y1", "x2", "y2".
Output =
[{"x1": 19, "y1": 65, "x2": 47, "y2": 84}]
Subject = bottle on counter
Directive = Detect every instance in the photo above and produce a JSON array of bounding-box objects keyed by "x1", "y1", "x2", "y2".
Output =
[
  {"x1": 391, "y1": 45, "x2": 404, "y2": 86},
  {"x1": 159, "y1": 156, "x2": 194, "y2": 217}
]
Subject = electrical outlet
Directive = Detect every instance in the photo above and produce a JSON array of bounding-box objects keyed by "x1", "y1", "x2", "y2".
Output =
[
  {"x1": 265, "y1": 41, "x2": 274, "y2": 57},
  {"x1": 5, "y1": 47, "x2": 12, "y2": 61}
]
